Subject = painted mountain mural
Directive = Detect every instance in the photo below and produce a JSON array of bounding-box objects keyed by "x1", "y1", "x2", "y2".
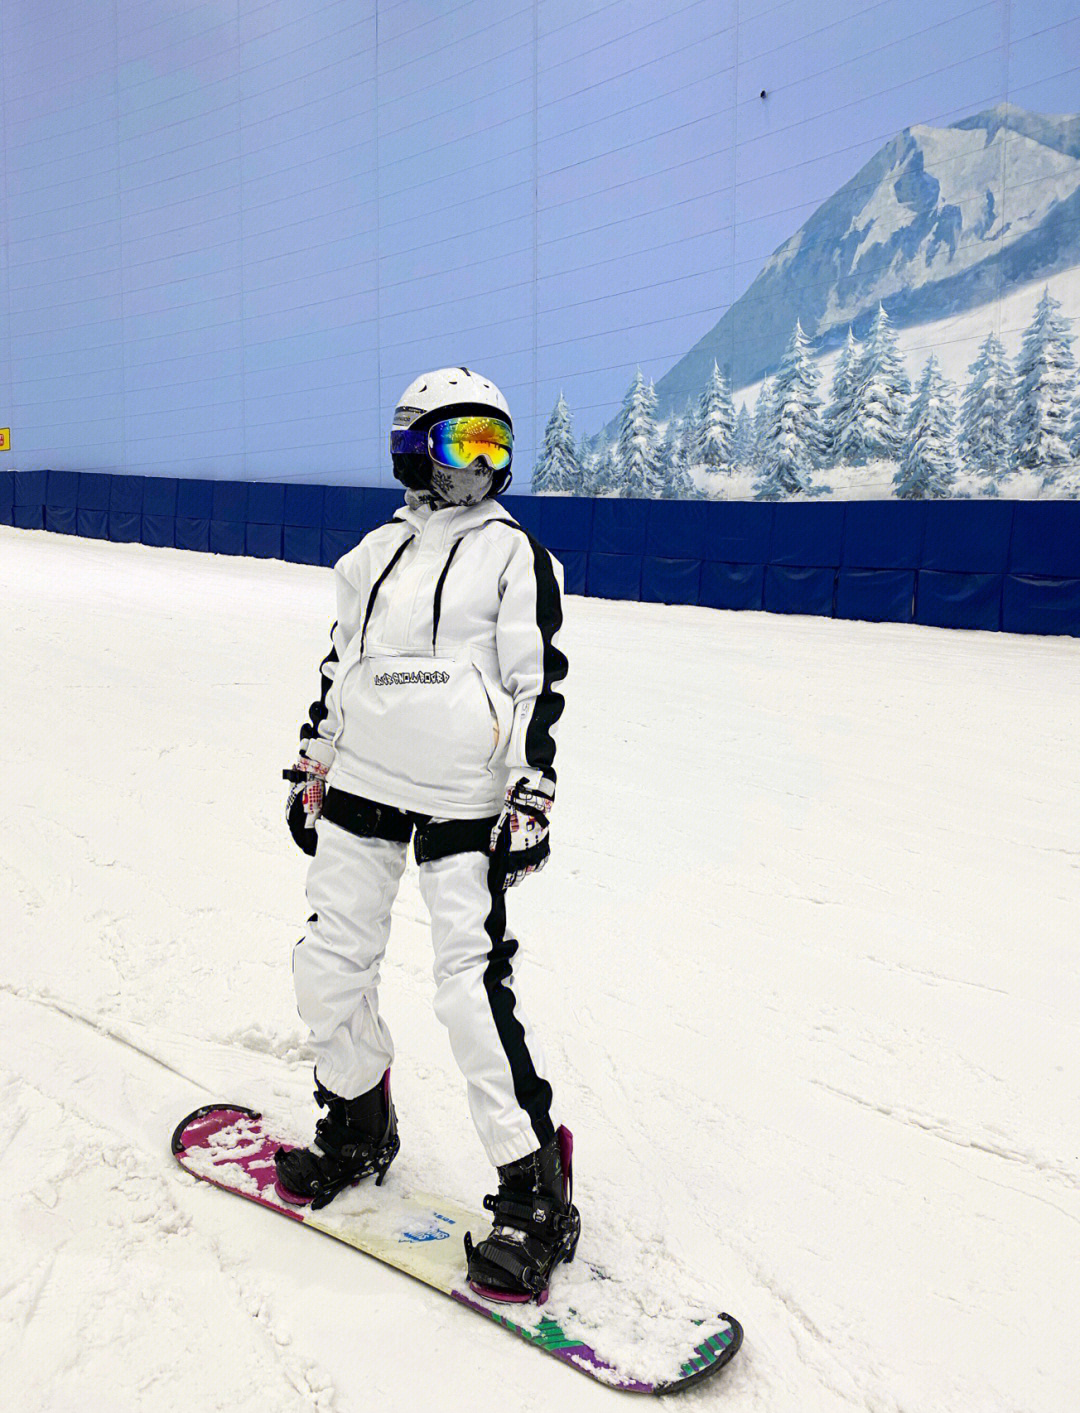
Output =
[
  {"x1": 536, "y1": 105, "x2": 1080, "y2": 502},
  {"x1": 659, "y1": 104, "x2": 1080, "y2": 404}
]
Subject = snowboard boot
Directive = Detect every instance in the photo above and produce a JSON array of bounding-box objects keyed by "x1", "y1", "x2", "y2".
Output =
[
  {"x1": 464, "y1": 1126, "x2": 580, "y2": 1303},
  {"x1": 274, "y1": 1071, "x2": 399, "y2": 1210}
]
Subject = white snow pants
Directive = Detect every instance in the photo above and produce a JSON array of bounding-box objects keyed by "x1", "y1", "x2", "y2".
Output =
[{"x1": 293, "y1": 814, "x2": 555, "y2": 1169}]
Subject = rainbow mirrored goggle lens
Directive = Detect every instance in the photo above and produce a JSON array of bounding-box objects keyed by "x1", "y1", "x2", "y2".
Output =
[{"x1": 391, "y1": 416, "x2": 513, "y2": 472}]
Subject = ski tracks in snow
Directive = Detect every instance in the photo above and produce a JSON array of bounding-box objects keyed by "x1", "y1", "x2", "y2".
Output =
[{"x1": 0, "y1": 991, "x2": 339, "y2": 1413}]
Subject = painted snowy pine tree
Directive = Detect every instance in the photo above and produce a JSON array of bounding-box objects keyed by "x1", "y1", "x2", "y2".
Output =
[
  {"x1": 680, "y1": 393, "x2": 700, "y2": 447},
  {"x1": 731, "y1": 403, "x2": 754, "y2": 468},
  {"x1": 823, "y1": 328, "x2": 863, "y2": 464},
  {"x1": 589, "y1": 438, "x2": 618, "y2": 497},
  {"x1": 533, "y1": 392, "x2": 582, "y2": 494},
  {"x1": 846, "y1": 304, "x2": 910, "y2": 464},
  {"x1": 695, "y1": 360, "x2": 736, "y2": 470},
  {"x1": 659, "y1": 417, "x2": 698, "y2": 498},
  {"x1": 755, "y1": 320, "x2": 823, "y2": 499},
  {"x1": 894, "y1": 355, "x2": 959, "y2": 499},
  {"x1": 1011, "y1": 286, "x2": 1077, "y2": 481},
  {"x1": 751, "y1": 376, "x2": 775, "y2": 468},
  {"x1": 959, "y1": 333, "x2": 1014, "y2": 492},
  {"x1": 615, "y1": 368, "x2": 661, "y2": 497}
]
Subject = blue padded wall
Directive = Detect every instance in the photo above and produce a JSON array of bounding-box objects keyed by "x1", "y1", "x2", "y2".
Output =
[
  {"x1": 703, "y1": 502, "x2": 773, "y2": 565},
  {"x1": 247, "y1": 524, "x2": 284, "y2": 560},
  {"x1": 212, "y1": 482, "x2": 248, "y2": 525},
  {"x1": 322, "y1": 486, "x2": 368, "y2": 533},
  {"x1": 1008, "y1": 503, "x2": 1080, "y2": 577},
  {"x1": 175, "y1": 518, "x2": 210, "y2": 554},
  {"x1": 3, "y1": 474, "x2": 1078, "y2": 636},
  {"x1": 593, "y1": 499, "x2": 648, "y2": 558},
  {"x1": 526, "y1": 497, "x2": 594, "y2": 554},
  {"x1": 641, "y1": 557, "x2": 702, "y2": 606},
  {"x1": 765, "y1": 564, "x2": 837, "y2": 617},
  {"x1": 78, "y1": 510, "x2": 110, "y2": 540},
  {"x1": 210, "y1": 520, "x2": 246, "y2": 556},
  {"x1": 1002, "y1": 576, "x2": 1080, "y2": 636},
  {"x1": 836, "y1": 569, "x2": 916, "y2": 624},
  {"x1": 77, "y1": 470, "x2": 111, "y2": 538},
  {"x1": 177, "y1": 480, "x2": 213, "y2": 519},
  {"x1": 922, "y1": 501, "x2": 1014, "y2": 574},
  {"x1": 769, "y1": 503, "x2": 846, "y2": 568},
  {"x1": 45, "y1": 506, "x2": 78, "y2": 535},
  {"x1": 841, "y1": 502, "x2": 926, "y2": 570},
  {"x1": 700, "y1": 561, "x2": 766, "y2": 611},
  {"x1": 587, "y1": 553, "x2": 643, "y2": 602},
  {"x1": 916, "y1": 572, "x2": 1004, "y2": 632},
  {"x1": 109, "y1": 474, "x2": 144, "y2": 543},
  {"x1": 248, "y1": 483, "x2": 287, "y2": 528},
  {"x1": 143, "y1": 478, "x2": 178, "y2": 516},
  {"x1": 646, "y1": 501, "x2": 708, "y2": 562},
  {"x1": 45, "y1": 470, "x2": 79, "y2": 536}
]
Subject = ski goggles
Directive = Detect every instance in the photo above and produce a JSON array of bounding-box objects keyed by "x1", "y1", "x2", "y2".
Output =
[{"x1": 391, "y1": 415, "x2": 513, "y2": 473}]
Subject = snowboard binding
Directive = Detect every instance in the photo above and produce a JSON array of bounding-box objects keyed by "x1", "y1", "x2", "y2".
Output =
[
  {"x1": 465, "y1": 1126, "x2": 580, "y2": 1304},
  {"x1": 274, "y1": 1071, "x2": 399, "y2": 1211}
]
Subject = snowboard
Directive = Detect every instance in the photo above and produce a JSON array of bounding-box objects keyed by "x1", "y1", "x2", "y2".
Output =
[{"x1": 172, "y1": 1104, "x2": 742, "y2": 1394}]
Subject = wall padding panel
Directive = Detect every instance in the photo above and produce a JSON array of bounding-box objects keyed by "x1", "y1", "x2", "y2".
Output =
[{"x1": 3, "y1": 474, "x2": 1078, "y2": 636}]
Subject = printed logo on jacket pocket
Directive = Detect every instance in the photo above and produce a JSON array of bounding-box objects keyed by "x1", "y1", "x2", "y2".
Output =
[{"x1": 373, "y1": 669, "x2": 450, "y2": 686}]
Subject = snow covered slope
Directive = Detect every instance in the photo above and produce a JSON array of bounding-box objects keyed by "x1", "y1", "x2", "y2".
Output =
[{"x1": 2, "y1": 526, "x2": 1078, "y2": 1412}]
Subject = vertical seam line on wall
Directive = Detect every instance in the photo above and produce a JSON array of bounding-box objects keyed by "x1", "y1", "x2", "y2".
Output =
[
  {"x1": 0, "y1": 0, "x2": 10, "y2": 447},
  {"x1": 238, "y1": 0, "x2": 247, "y2": 482},
  {"x1": 732, "y1": 0, "x2": 741, "y2": 342},
  {"x1": 114, "y1": 0, "x2": 126, "y2": 476},
  {"x1": 1001, "y1": 0, "x2": 1013, "y2": 571},
  {"x1": 376, "y1": 2, "x2": 383, "y2": 489},
  {"x1": 999, "y1": 0, "x2": 1011, "y2": 347},
  {"x1": 532, "y1": 0, "x2": 539, "y2": 488}
]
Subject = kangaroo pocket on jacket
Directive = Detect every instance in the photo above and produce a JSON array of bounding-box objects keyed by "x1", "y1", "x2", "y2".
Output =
[{"x1": 333, "y1": 653, "x2": 506, "y2": 809}]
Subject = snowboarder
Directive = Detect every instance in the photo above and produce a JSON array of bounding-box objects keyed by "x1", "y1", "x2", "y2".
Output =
[{"x1": 275, "y1": 368, "x2": 580, "y2": 1302}]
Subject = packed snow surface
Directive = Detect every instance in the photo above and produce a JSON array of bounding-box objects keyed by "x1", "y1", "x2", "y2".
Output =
[{"x1": 2, "y1": 526, "x2": 1078, "y2": 1412}]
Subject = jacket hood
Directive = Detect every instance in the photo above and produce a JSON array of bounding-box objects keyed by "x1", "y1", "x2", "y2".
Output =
[{"x1": 392, "y1": 497, "x2": 517, "y2": 538}]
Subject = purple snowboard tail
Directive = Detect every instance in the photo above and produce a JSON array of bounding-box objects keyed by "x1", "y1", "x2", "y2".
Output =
[{"x1": 172, "y1": 1104, "x2": 742, "y2": 1395}]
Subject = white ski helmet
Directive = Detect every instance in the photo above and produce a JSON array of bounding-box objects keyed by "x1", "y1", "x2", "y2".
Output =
[{"x1": 390, "y1": 367, "x2": 513, "y2": 502}]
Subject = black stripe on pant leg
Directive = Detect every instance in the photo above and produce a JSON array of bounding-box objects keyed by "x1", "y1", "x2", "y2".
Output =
[{"x1": 481, "y1": 861, "x2": 555, "y2": 1151}]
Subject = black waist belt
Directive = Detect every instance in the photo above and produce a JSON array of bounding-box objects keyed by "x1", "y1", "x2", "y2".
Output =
[
  {"x1": 322, "y1": 787, "x2": 498, "y2": 865},
  {"x1": 413, "y1": 815, "x2": 499, "y2": 865},
  {"x1": 321, "y1": 788, "x2": 413, "y2": 843}
]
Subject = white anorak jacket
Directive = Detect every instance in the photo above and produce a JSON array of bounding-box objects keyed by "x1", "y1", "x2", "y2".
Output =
[{"x1": 300, "y1": 497, "x2": 567, "y2": 819}]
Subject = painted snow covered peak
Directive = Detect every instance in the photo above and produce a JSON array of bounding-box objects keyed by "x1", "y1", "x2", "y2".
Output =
[
  {"x1": 829, "y1": 109, "x2": 1078, "y2": 316},
  {"x1": 949, "y1": 103, "x2": 1080, "y2": 159},
  {"x1": 653, "y1": 104, "x2": 1080, "y2": 411}
]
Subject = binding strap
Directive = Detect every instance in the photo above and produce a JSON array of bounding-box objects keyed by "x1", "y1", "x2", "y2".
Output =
[{"x1": 463, "y1": 1232, "x2": 546, "y2": 1294}]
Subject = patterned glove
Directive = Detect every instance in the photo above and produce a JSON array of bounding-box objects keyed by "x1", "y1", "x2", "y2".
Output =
[
  {"x1": 283, "y1": 755, "x2": 330, "y2": 856},
  {"x1": 489, "y1": 775, "x2": 554, "y2": 889}
]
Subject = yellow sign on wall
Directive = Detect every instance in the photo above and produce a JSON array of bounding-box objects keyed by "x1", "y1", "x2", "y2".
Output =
[{"x1": 0, "y1": 429, "x2": 9, "y2": 451}]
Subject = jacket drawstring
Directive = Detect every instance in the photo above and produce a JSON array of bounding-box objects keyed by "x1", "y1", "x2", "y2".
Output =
[
  {"x1": 431, "y1": 538, "x2": 464, "y2": 655},
  {"x1": 359, "y1": 535, "x2": 414, "y2": 656}
]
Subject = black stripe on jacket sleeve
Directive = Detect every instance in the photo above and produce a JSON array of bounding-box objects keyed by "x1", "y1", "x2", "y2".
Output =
[
  {"x1": 299, "y1": 624, "x2": 338, "y2": 750},
  {"x1": 521, "y1": 533, "x2": 568, "y2": 785}
]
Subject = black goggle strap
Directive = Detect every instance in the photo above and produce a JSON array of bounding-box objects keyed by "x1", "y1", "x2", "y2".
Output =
[{"x1": 390, "y1": 428, "x2": 427, "y2": 456}]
